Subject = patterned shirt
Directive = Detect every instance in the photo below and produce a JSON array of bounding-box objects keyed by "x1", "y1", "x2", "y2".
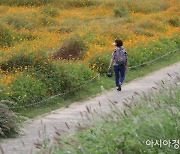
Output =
[{"x1": 112, "y1": 47, "x2": 128, "y2": 66}]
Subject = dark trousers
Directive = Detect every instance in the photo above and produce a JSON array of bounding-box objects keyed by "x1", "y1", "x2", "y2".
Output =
[{"x1": 114, "y1": 65, "x2": 126, "y2": 86}]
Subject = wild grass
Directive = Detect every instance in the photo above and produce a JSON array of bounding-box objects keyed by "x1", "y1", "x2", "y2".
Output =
[
  {"x1": 38, "y1": 75, "x2": 180, "y2": 154},
  {"x1": 0, "y1": 100, "x2": 18, "y2": 138}
]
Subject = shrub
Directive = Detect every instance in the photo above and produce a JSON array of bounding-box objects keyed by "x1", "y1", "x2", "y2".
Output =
[
  {"x1": 7, "y1": 74, "x2": 48, "y2": 106},
  {"x1": 53, "y1": 34, "x2": 87, "y2": 60},
  {"x1": 4, "y1": 12, "x2": 41, "y2": 30},
  {"x1": 169, "y1": 15, "x2": 180, "y2": 27},
  {"x1": 0, "y1": 53, "x2": 33, "y2": 72},
  {"x1": 0, "y1": 0, "x2": 52, "y2": 6},
  {"x1": 17, "y1": 31, "x2": 37, "y2": 41},
  {"x1": 0, "y1": 23, "x2": 14, "y2": 47},
  {"x1": 88, "y1": 52, "x2": 111, "y2": 74},
  {"x1": 31, "y1": 60, "x2": 96, "y2": 96},
  {"x1": 0, "y1": 50, "x2": 48, "y2": 72},
  {"x1": 39, "y1": 16, "x2": 57, "y2": 26},
  {"x1": 31, "y1": 61, "x2": 69, "y2": 95},
  {"x1": 62, "y1": 62, "x2": 97, "y2": 88},
  {"x1": 114, "y1": 6, "x2": 129, "y2": 17},
  {"x1": 41, "y1": 5, "x2": 59, "y2": 17},
  {"x1": 0, "y1": 100, "x2": 18, "y2": 138}
]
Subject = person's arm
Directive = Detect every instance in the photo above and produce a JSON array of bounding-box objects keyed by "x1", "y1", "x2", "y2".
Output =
[
  {"x1": 125, "y1": 61, "x2": 128, "y2": 70},
  {"x1": 108, "y1": 57, "x2": 114, "y2": 70},
  {"x1": 125, "y1": 50, "x2": 128, "y2": 70}
]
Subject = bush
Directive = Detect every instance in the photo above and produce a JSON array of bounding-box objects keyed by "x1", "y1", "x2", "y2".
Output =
[
  {"x1": 5, "y1": 13, "x2": 31, "y2": 30},
  {"x1": 41, "y1": 5, "x2": 59, "y2": 17},
  {"x1": 0, "y1": 100, "x2": 18, "y2": 138},
  {"x1": 3, "y1": 12, "x2": 44, "y2": 30},
  {"x1": 6, "y1": 74, "x2": 48, "y2": 106},
  {"x1": 0, "y1": 53, "x2": 33, "y2": 72},
  {"x1": 17, "y1": 31, "x2": 37, "y2": 41},
  {"x1": 0, "y1": 50, "x2": 49, "y2": 72},
  {"x1": 169, "y1": 15, "x2": 180, "y2": 27},
  {"x1": 53, "y1": 34, "x2": 87, "y2": 60},
  {"x1": 63, "y1": 62, "x2": 97, "y2": 88},
  {"x1": 88, "y1": 52, "x2": 111, "y2": 74},
  {"x1": 114, "y1": 6, "x2": 129, "y2": 17},
  {"x1": 0, "y1": 23, "x2": 14, "y2": 47},
  {"x1": 0, "y1": 0, "x2": 52, "y2": 6},
  {"x1": 39, "y1": 16, "x2": 57, "y2": 26},
  {"x1": 31, "y1": 60, "x2": 96, "y2": 95},
  {"x1": 31, "y1": 61, "x2": 69, "y2": 95}
]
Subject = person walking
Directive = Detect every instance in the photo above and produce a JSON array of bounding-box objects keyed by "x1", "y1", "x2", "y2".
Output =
[{"x1": 108, "y1": 39, "x2": 128, "y2": 91}]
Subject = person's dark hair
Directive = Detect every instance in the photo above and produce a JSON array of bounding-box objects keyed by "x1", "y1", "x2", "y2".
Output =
[{"x1": 115, "y1": 39, "x2": 123, "y2": 47}]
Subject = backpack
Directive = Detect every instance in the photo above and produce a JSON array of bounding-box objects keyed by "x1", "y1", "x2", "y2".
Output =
[{"x1": 113, "y1": 47, "x2": 127, "y2": 65}]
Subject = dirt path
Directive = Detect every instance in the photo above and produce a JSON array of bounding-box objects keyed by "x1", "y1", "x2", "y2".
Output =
[{"x1": 0, "y1": 62, "x2": 180, "y2": 154}]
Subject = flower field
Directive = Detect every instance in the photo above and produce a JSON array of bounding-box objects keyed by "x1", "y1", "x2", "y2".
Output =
[{"x1": 0, "y1": 0, "x2": 179, "y2": 110}]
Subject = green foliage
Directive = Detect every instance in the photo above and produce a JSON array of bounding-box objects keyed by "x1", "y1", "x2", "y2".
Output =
[
  {"x1": 128, "y1": 35, "x2": 180, "y2": 67},
  {"x1": 0, "y1": 53, "x2": 34, "y2": 72},
  {"x1": 6, "y1": 74, "x2": 48, "y2": 106},
  {"x1": 31, "y1": 61, "x2": 96, "y2": 96},
  {"x1": 31, "y1": 61, "x2": 68, "y2": 95},
  {"x1": 114, "y1": 6, "x2": 129, "y2": 17},
  {"x1": 62, "y1": 62, "x2": 96, "y2": 88},
  {"x1": 133, "y1": 19, "x2": 166, "y2": 36},
  {"x1": 133, "y1": 28, "x2": 154, "y2": 37},
  {"x1": 3, "y1": 11, "x2": 58, "y2": 30},
  {"x1": 0, "y1": 49, "x2": 49, "y2": 72},
  {"x1": 39, "y1": 16, "x2": 57, "y2": 26},
  {"x1": 114, "y1": 0, "x2": 170, "y2": 14},
  {"x1": 4, "y1": 13, "x2": 35, "y2": 30},
  {"x1": 0, "y1": 23, "x2": 14, "y2": 47},
  {"x1": 0, "y1": 0, "x2": 52, "y2": 6},
  {"x1": 0, "y1": 100, "x2": 18, "y2": 138},
  {"x1": 53, "y1": 34, "x2": 87, "y2": 60},
  {"x1": 88, "y1": 52, "x2": 111, "y2": 74},
  {"x1": 18, "y1": 31, "x2": 37, "y2": 41},
  {"x1": 41, "y1": 5, "x2": 59, "y2": 17},
  {"x1": 0, "y1": 49, "x2": 57, "y2": 74},
  {"x1": 61, "y1": 0, "x2": 99, "y2": 8},
  {"x1": 169, "y1": 15, "x2": 180, "y2": 27},
  {"x1": 58, "y1": 19, "x2": 84, "y2": 33},
  {"x1": 0, "y1": 0, "x2": 100, "y2": 7}
]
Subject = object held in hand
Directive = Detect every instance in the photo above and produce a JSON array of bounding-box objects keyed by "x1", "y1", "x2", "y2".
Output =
[{"x1": 107, "y1": 71, "x2": 113, "y2": 77}]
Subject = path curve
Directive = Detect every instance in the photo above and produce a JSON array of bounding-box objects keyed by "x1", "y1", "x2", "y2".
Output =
[{"x1": 0, "y1": 62, "x2": 180, "y2": 154}]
